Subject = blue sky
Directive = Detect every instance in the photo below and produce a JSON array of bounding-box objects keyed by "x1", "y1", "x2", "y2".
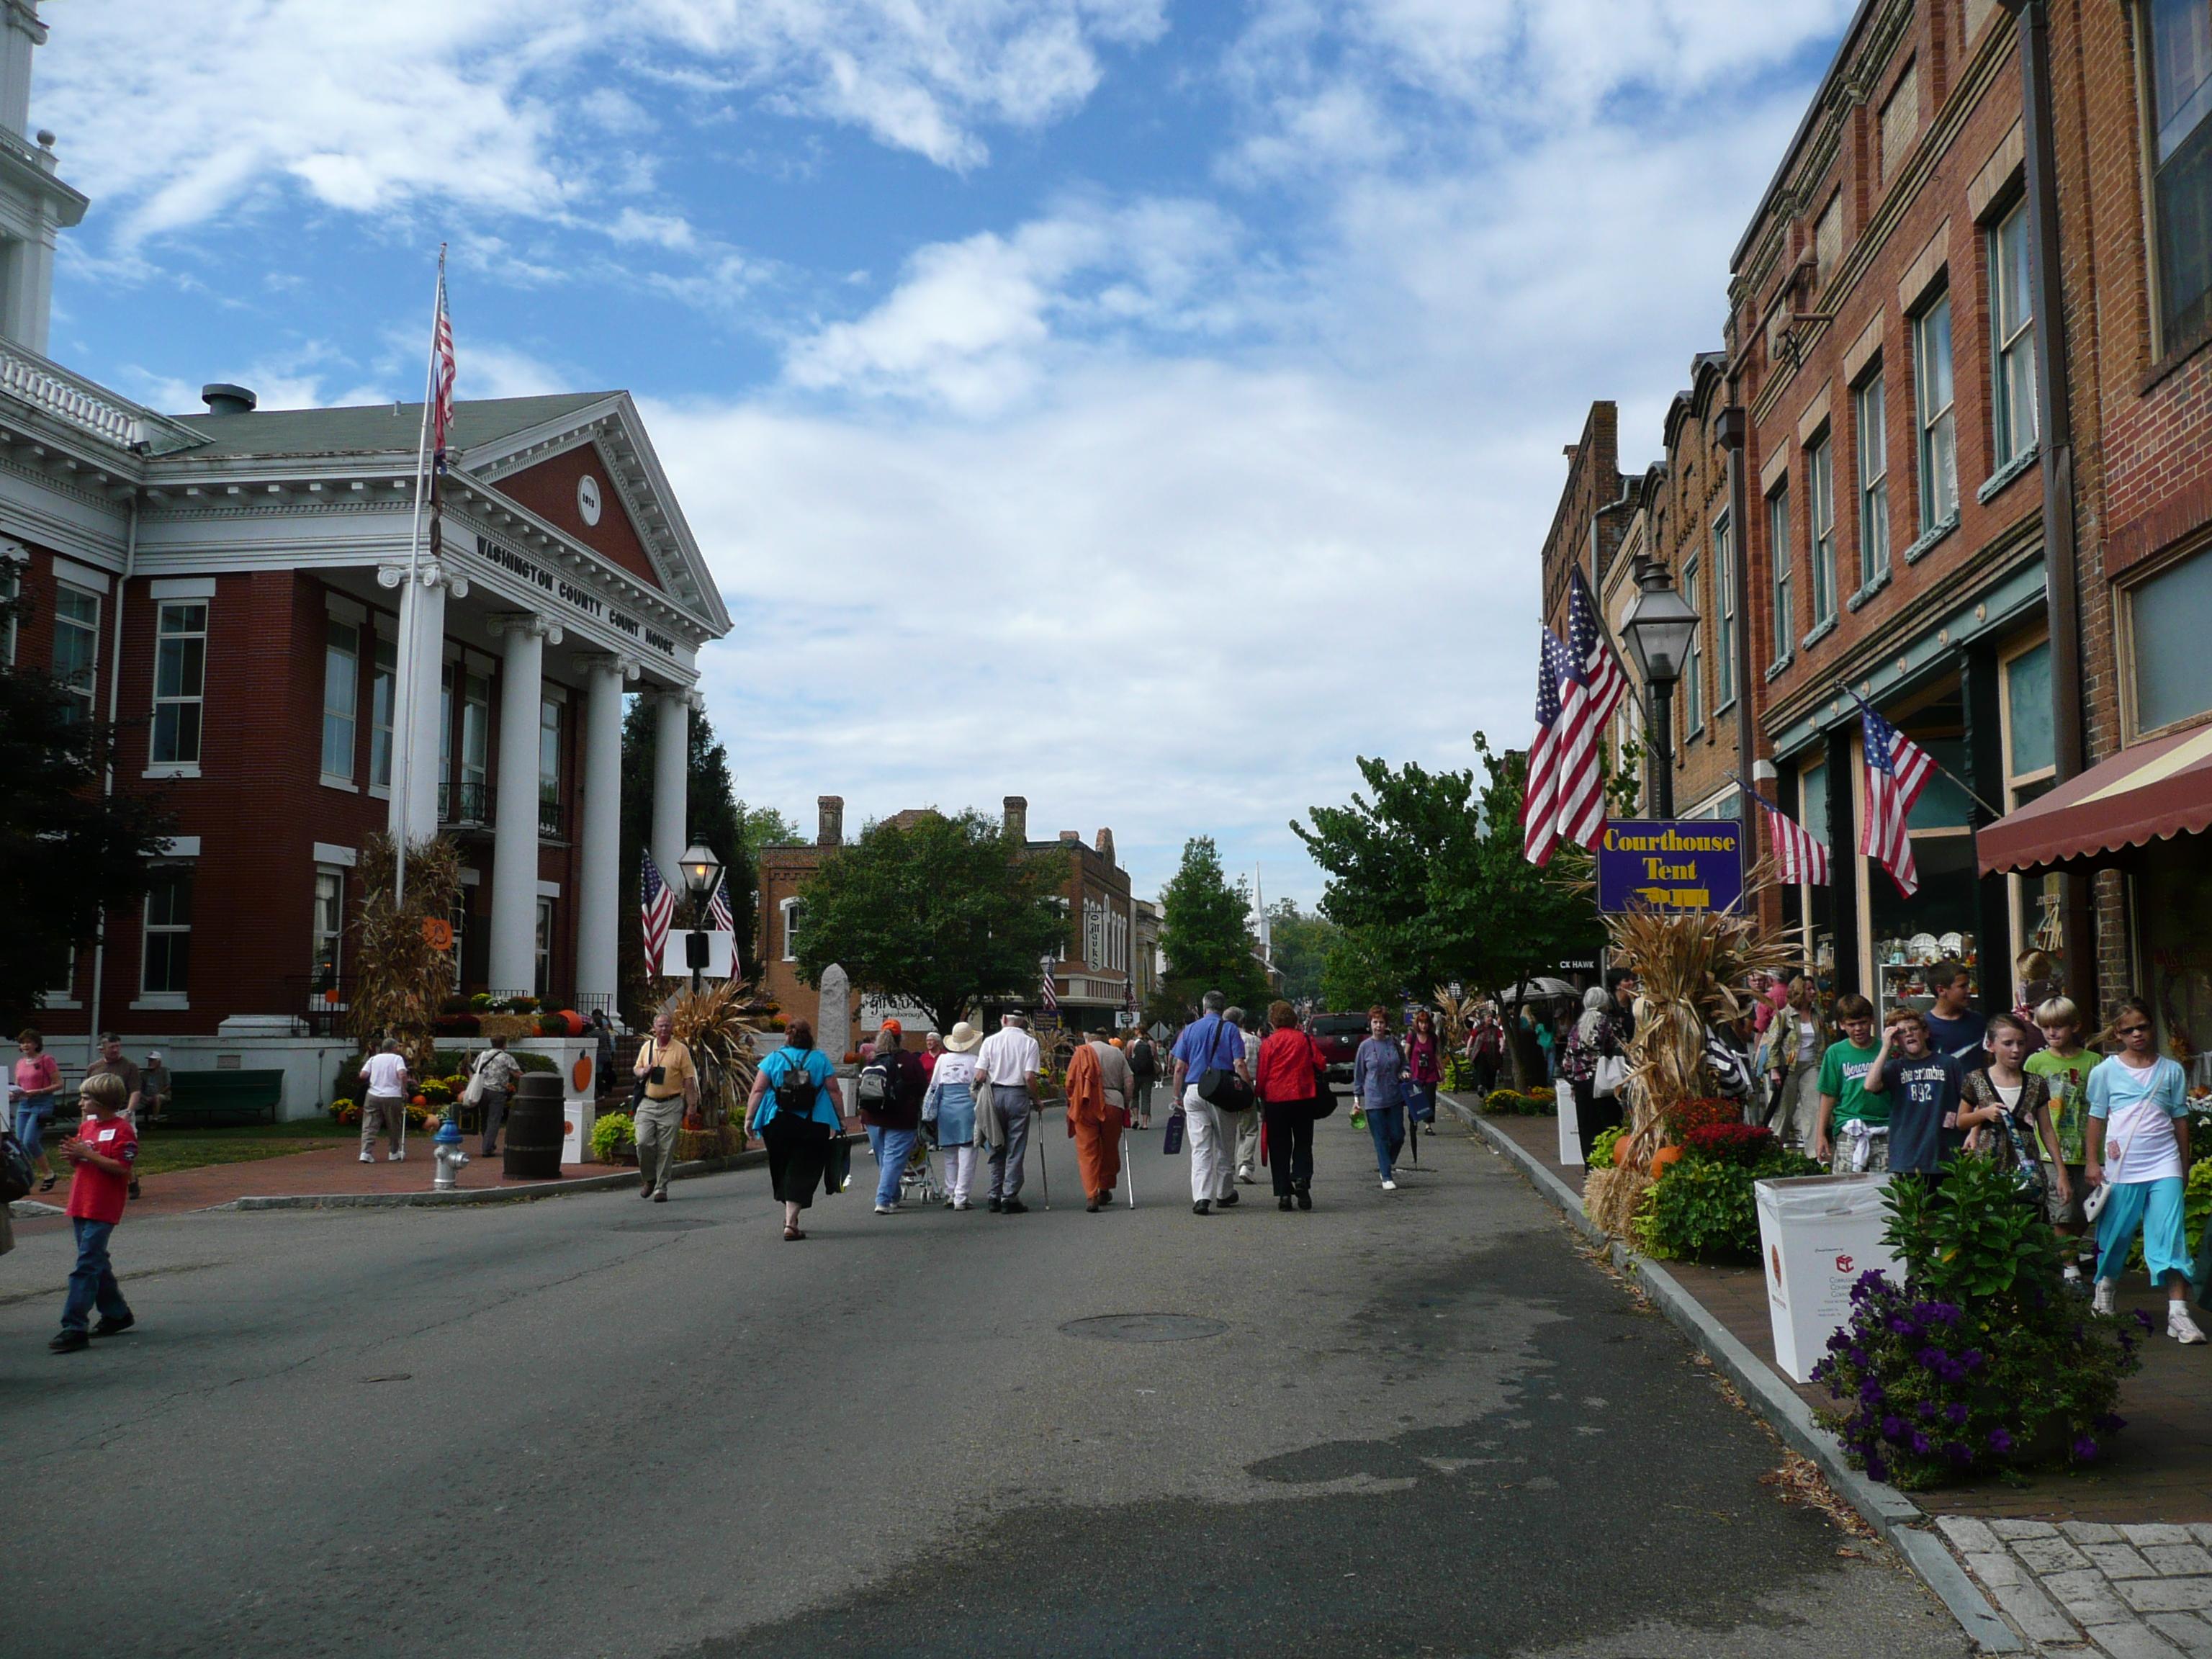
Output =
[{"x1": 36, "y1": 0, "x2": 1855, "y2": 912}]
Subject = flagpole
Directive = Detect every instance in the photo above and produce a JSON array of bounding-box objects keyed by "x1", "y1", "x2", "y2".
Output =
[
  {"x1": 1833, "y1": 681, "x2": 2006, "y2": 819},
  {"x1": 392, "y1": 246, "x2": 446, "y2": 907}
]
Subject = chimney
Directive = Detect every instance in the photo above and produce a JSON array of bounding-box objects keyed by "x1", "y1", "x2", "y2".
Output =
[
  {"x1": 817, "y1": 795, "x2": 844, "y2": 847},
  {"x1": 202, "y1": 383, "x2": 258, "y2": 417},
  {"x1": 1002, "y1": 796, "x2": 1028, "y2": 841},
  {"x1": 1093, "y1": 827, "x2": 1115, "y2": 864},
  {"x1": 1058, "y1": 830, "x2": 1081, "y2": 845}
]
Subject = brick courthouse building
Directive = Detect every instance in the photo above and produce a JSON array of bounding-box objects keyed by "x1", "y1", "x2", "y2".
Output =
[
  {"x1": 0, "y1": 8, "x2": 730, "y2": 1091},
  {"x1": 1541, "y1": 0, "x2": 2212, "y2": 1063}
]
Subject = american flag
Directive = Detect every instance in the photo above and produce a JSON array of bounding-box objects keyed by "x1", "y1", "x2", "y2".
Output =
[
  {"x1": 1568, "y1": 565, "x2": 1628, "y2": 728},
  {"x1": 706, "y1": 870, "x2": 735, "y2": 934},
  {"x1": 1040, "y1": 956, "x2": 1059, "y2": 1015},
  {"x1": 430, "y1": 248, "x2": 456, "y2": 474},
  {"x1": 1547, "y1": 613, "x2": 1611, "y2": 855},
  {"x1": 1521, "y1": 629, "x2": 1568, "y2": 865},
  {"x1": 641, "y1": 851, "x2": 676, "y2": 969},
  {"x1": 1750, "y1": 788, "x2": 1830, "y2": 885},
  {"x1": 1858, "y1": 699, "x2": 1935, "y2": 896}
]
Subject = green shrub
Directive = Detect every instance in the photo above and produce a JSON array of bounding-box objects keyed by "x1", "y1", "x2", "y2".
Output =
[
  {"x1": 1634, "y1": 1143, "x2": 1820, "y2": 1259},
  {"x1": 1589, "y1": 1125, "x2": 1627, "y2": 1168},
  {"x1": 1815, "y1": 1155, "x2": 2142, "y2": 1490},
  {"x1": 1521, "y1": 1089, "x2": 1558, "y2": 1116},
  {"x1": 592, "y1": 1112, "x2": 636, "y2": 1161}
]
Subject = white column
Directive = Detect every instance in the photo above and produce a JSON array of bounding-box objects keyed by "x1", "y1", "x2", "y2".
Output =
[
  {"x1": 651, "y1": 689, "x2": 690, "y2": 890},
  {"x1": 575, "y1": 654, "x2": 631, "y2": 1005},
  {"x1": 383, "y1": 565, "x2": 451, "y2": 846},
  {"x1": 488, "y1": 615, "x2": 557, "y2": 994}
]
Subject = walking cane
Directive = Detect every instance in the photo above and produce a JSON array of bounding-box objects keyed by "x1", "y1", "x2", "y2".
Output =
[
  {"x1": 1123, "y1": 1118, "x2": 1136, "y2": 1209},
  {"x1": 1031, "y1": 1101, "x2": 1052, "y2": 1210}
]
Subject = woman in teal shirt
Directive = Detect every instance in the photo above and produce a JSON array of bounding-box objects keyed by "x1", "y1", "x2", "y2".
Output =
[{"x1": 745, "y1": 1018, "x2": 841, "y2": 1241}]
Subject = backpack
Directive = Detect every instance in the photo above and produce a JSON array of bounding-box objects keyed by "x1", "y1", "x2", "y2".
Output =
[
  {"x1": 0, "y1": 1129, "x2": 32, "y2": 1203},
  {"x1": 770, "y1": 1051, "x2": 822, "y2": 1118},
  {"x1": 1128, "y1": 1038, "x2": 1156, "y2": 1078},
  {"x1": 857, "y1": 1054, "x2": 898, "y2": 1113}
]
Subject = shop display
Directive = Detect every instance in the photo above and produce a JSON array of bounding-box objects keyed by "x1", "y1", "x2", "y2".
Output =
[{"x1": 1874, "y1": 930, "x2": 1977, "y2": 1016}]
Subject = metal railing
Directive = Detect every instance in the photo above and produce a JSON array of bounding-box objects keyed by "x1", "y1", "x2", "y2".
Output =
[
  {"x1": 538, "y1": 793, "x2": 564, "y2": 839},
  {"x1": 439, "y1": 779, "x2": 495, "y2": 826}
]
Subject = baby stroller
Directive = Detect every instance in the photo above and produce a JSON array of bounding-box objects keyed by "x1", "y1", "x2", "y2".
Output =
[{"x1": 899, "y1": 1130, "x2": 943, "y2": 1208}]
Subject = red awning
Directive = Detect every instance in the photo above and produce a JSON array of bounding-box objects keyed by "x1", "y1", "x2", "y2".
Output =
[{"x1": 1978, "y1": 722, "x2": 2212, "y2": 875}]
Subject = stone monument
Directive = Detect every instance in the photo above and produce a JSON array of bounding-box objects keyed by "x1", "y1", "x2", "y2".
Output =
[{"x1": 817, "y1": 963, "x2": 852, "y2": 1064}]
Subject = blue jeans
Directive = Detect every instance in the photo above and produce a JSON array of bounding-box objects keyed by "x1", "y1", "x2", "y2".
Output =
[
  {"x1": 1364, "y1": 1102, "x2": 1406, "y2": 1179},
  {"x1": 61, "y1": 1218, "x2": 131, "y2": 1333},
  {"x1": 14, "y1": 1091, "x2": 53, "y2": 1161},
  {"x1": 868, "y1": 1125, "x2": 918, "y2": 1208}
]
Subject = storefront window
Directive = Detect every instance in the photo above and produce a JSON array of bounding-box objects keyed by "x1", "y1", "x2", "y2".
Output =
[
  {"x1": 2139, "y1": 837, "x2": 2212, "y2": 1080},
  {"x1": 2130, "y1": 547, "x2": 2212, "y2": 734}
]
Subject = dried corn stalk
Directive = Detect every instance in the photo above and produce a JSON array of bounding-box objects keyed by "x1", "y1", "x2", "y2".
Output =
[
  {"x1": 663, "y1": 979, "x2": 765, "y2": 1129},
  {"x1": 349, "y1": 832, "x2": 462, "y2": 1076}
]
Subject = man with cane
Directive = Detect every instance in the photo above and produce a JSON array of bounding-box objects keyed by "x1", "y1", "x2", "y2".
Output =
[{"x1": 977, "y1": 1010, "x2": 1042, "y2": 1215}]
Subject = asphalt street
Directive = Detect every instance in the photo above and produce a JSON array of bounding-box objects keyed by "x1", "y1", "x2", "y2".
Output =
[{"x1": 0, "y1": 1115, "x2": 1974, "y2": 1658}]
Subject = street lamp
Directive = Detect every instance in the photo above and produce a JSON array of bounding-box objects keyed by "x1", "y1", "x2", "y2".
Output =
[
  {"x1": 678, "y1": 842, "x2": 721, "y2": 995},
  {"x1": 1617, "y1": 558, "x2": 1701, "y2": 818}
]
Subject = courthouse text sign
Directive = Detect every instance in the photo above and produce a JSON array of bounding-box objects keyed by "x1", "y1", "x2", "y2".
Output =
[{"x1": 1595, "y1": 821, "x2": 1745, "y2": 914}]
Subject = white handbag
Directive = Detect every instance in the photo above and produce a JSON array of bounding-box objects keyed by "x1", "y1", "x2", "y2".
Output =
[{"x1": 1593, "y1": 1054, "x2": 1630, "y2": 1099}]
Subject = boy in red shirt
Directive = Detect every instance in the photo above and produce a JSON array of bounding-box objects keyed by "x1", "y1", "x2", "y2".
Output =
[{"x1": 50, "y1": 1071, "x2": 138, "y2": 1354}]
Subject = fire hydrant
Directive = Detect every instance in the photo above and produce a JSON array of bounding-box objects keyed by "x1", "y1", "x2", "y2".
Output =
[{"x1": 432, "y1": 1116, "x2": 469, "y2": 1191}]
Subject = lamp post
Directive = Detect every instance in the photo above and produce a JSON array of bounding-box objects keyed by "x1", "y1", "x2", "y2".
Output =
[
  {"x1": 678, "y1": 842, "x2": 721, "y2": 997},
  {"x1": 1617, "y1": 558, "x2": 1701, "y2": 819}
]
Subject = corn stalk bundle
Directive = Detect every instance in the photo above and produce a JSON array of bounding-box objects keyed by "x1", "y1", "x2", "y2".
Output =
[
  {"x1": 348, "y1": 832, "x2": 462, "y2": 1076},
  {"x1": 1431, "y1": 986, "x2": 1477, "y2": 1064},
  {"x1": 664, "y1": 979, "x2": 765, "y2": 1130},
  {"x1": 1585, "y1": 859, "x2": 1798, "y2": 1236}
]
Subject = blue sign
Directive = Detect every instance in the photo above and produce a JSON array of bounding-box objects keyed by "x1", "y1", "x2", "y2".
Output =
[{"x1": 1595, "y1": 820, "x2": 1746, "y2": 914}]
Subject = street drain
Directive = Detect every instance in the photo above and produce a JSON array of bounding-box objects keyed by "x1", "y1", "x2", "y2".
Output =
[
  {"x1": 613, "y1": 1218, "x2": 719, "y2": 1233},
  {"x1": 1061, "y1": 1313, "x2": 1228, "y2": 1344}
]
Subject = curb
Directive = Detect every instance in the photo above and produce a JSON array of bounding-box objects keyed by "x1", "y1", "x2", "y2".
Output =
[
  {"x1": 222, "y1": 1148, "x2": 775, "y2": 1211},
  {"x1": 1453, "y1": 1097, "x2": 2022, "y2": 1654}
]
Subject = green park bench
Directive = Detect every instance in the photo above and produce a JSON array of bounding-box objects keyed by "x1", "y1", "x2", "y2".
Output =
[{"x1": 163, "y1": 1069, "x2": 284, "y2": 1126}]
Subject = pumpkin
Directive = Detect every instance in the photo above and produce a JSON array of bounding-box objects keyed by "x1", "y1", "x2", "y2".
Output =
[
  {"x1": 571, "y1": 1054, "x2": 593, "y2": 1092},
  {"x1": 1650, "y1": 1144, "x2": 1686, "y2": 1179},
  {"x1": 559, "y1": 1009, "x2": 587, "y2": 1037},
  {"x1": 411, "y1": 1094, "x2": 428, "y2": 1107},
  {"x1": 1611, "y1": 1134, "x2": 1634, "y2": 1167}
]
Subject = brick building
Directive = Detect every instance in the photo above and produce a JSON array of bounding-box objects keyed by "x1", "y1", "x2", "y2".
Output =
[
  {"x1": 0, "y1": 9, "x2": 729, "y2": 1096},
  {"x1": 755, "y1": 796, "x2": 1141, "y2": 1038}
]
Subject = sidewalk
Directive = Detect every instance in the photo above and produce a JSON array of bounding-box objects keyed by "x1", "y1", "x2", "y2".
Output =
[{"x1": 1455, "y1": 1094, "x2": 2212, "y2": 1657}]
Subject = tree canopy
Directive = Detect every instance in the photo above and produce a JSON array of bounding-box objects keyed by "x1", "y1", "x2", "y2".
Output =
[
  {"x1": 1156, "y1": 836, "x2": 1269, "y2": 1020},
  {"x1": 793, "y1": 808, "x2": 1069, "y2": 1034},
  {"x1": 1291, "y1": 736, "x2": 1602, "y2": 1009},
  {"x1": 0, "y1": 587, "x2": 174, "y2": 1028},
  {"x1": 1264, "y1": 899, "x2": 1337, "y2": 1005}
]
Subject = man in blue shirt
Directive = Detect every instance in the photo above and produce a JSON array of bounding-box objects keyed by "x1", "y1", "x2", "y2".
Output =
[
  {"x1": 1863, "y1": 1007, "x2": 1964, "y2": 1176},
  {"x1": 1171, "y1": 991, "x2": 1249, "y2": 1215}
]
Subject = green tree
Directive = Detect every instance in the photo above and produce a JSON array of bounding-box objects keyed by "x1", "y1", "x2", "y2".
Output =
[
  {"x1": 1318, "y1": 926, "x2": 1399, "y2": 1012},
  {"x1": 619, "y1": 701, "x2": 756, "y2": 1015},
  {"x1": 1157, "y1": 836, "x2": 1269, "y2": 1019},
  {"x1": 1265, "y1": 899, "x2": 1338, "y2": 1004},
  {"x1": 0, "y1": 587, "x2": 174, "y2": 1028},
  {"x1": 793, "y1": 808, "x2": 1069, "y2": 1034},
  {"x1": 736, "y1": 802, "x2": 803, "y2": 853}
]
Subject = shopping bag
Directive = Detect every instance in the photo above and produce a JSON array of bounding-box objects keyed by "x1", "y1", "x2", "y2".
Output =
[
  {"x1": 1349, "y1": 1106, "x2": 1367, "y2": 1130},
  {"x1": 1161, "y1": 1111, "x2": 1185, "y2": 1156}
]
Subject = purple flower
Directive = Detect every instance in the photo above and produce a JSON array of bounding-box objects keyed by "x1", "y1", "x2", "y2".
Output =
[
  {"x1": 1848, "y1": 1344, "x2": 1870, "y2": 1367},
  {"x1": 1917, "y1": 1401, "x2": 1939, "y2": 1420},
  {"x1": 1987, "y1": 1427, "x2": 2015, "y2": 1454},
  {"x1": 1960, "y1": 1349, "x2": 1986, "y2": 1372},
  {"x1": 1914, "y1": 1346, "x2": 1948, "y2": 1370},
  {"x1": 2133, "y1": 1310, "x2": 2157, "y2": 1332},
  {"x1": 1865, "y1": 1457, "x2": 1889, "y2": 1483},
  {"x1": 1944, "y1": 1403, "x2": 1968, "y2": 1426},
  {"x1": 1888, "y1": 1315, "x2": 1920, "y2": 1336},
  {"x1": 1881, "y1": 1415, "x2": 1907, "y2": 1442},
  {"x1": 2073, "y1": 1436, "x2": 2100, "y2": 1462},
  {"x1": 1943, "y1": 1442, "x2": 1972, "y2": 1466},
  {"x1": 1859, "y1": 1380, "x2": 1887, "y2": 1407},
  {"x1": 1910, "y1": 1431, "x2": 1933, "y2": 1455},
  {"x1": 1827, "y1": 1330, "x2": 1850, "y2": 1354},
  {"x1": 1927, "y1": 1302, "x2": 1963, "y2": 1325}
]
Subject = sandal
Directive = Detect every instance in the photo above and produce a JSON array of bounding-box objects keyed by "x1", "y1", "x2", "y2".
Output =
[
  {"x1": 783, "y1": 1226, "x2": 806, "y2": 1241},
  {"x1": 38, "y1": 1174, "x2": 56, "y2": 1192}
]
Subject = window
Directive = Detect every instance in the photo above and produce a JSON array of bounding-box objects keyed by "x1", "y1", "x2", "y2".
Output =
[
  {"x1": 459, "y1": 670, "x2": 490, "y2": 819},
  {"x1": 1815, "y1": 192, "x2": 1843, "y2": 284},
  {"x1": 1, "y1": 555, "x2": 18, "y2": 667},
  {"x1": 53, "y1": 581, "x2": 99, "y2": 724},
  {"x1": 151, "y1": 601, "x2": 207, "y2": 767},
  {"x1": 141, "y1": 866, "x2": 192, "y2": 997},
  {"x1": 1714, "y1": 514, "x2": 1737, "y2": 708},
  {"x1": 2140, "y1": 0, "x2": 2212, "y2": 349},
  {"x1": 1991, "y1": 199, "x2": 2039, "y2": 466},
  {"x1": 1807, "y1": 435, "x2": 1837, "y2": 628},
  {"x1": 1768, "y1": 484, "x2": 1794, "y2": 663},
  {"x1": 312, "y1": 868, "x2": 345, "y2": 988},
  {"x1": 1682, "y1": 558, "x2": 1704, "y2": 734},
  {"x1": 1880, "y1": 60, "x2": 1920, "y2": 186},
  {"x1": 535, "y1": 896, "x2": 554, "y2": 1000},
  {"x1": 780, "y1": 896, "x2": 802, "y2": 963},
  {"x1": 1854, "y1": 372, "x2": 1890, "y2": 583},
  {"x1": 538, "y1": 696, "x2": 562, "y2": 836},
  {"x1": 1914, "y1": 294, "x2": 1959, "y2": 531},
  {"x1": 2130, "y1": 547, "x2": 2212, "y2": 733},
  {"x1": 369, "y1": 633, "x2": 395, "y2": 791},
  {"x1": 321, "y1": 618, "x2": 359, "y2": 781}
]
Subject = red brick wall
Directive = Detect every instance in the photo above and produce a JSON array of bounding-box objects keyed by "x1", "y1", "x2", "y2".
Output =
[{"x1": 490, "y1": 444, "x2": 665, "y2": 594}]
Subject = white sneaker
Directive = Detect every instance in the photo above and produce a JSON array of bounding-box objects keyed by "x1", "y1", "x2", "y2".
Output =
[
  {"x1": 389, "y1": 1151, "x2": 405, "y2": 1162},
  {"x1": 2092, "y1": 1280, "x2": 2116, "y2": 1317},
  {"x1": 2171, "y1": 1305, "x2": 2208, "y2": 1345},
  {"x1": 1236, "y1": 1166, "x2": 1256, "y2": 1184},
  {"x1": 1382, "y1": 1178, "x2": 1398, "y2": 1192},
  {"x1": 2063, "y1": 1264, "x2": 2083, "y2": 1285},
  {"x1": 359, "y1": 1154, "x2": 375, "y2": 1164},
  {"x1": 873, "y1": 1202, "x2": 899, "y2": 1215}
]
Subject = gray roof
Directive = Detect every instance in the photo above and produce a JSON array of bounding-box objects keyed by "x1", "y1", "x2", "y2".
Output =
[{"x1": 163, "y1": 392, "x2": 611, "y2": 461}]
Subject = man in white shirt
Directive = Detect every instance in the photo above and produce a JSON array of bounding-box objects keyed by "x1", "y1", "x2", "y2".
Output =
[
  {"x1": 356, "y1": 1038, "x2": 411, "y2": 1164},
  {"x1": 975, "y1": 1011, "x2": 1042, "y2": 1215}
]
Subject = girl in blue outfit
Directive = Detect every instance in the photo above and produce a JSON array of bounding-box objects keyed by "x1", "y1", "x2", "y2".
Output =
[
  {"x1": 2085, "y1": 999, "x2": 2205, "y2": 1344},
  {"x1": 744, "y1": 1018, "x2": 841, "y2": 1241}
]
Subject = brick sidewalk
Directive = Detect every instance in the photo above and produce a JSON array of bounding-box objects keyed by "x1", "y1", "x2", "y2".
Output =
[{"x1": 1470, "y1": 1106, "x2": 2212, "y2": 1527}]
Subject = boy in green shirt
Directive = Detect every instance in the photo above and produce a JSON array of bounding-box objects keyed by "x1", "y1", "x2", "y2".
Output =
[
  {"x1": 2028, "y1": 994, "x2": 2097, "y2": 1279},
  {"x1": 1813, "y1": 994, "x2": 1884, "y2": 1174}
]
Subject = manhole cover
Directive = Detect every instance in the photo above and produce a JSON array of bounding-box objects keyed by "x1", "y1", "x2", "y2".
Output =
[
  {"x1": 612, "y1": 1218, "x2": 719, "y2": 1233},
  {"x1": 1061, "y1": 1313, "x2": 1228, "y2": 1344}
]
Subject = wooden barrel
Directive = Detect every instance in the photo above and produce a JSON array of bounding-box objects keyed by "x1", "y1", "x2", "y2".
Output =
[{"x1": 503, "y1": 1072, "x2": 565, "y2": 1180}]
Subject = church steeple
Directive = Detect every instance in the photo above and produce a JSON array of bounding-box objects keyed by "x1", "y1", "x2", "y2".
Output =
[{"x1": 0, "y1": 2, "x2": 85, "y2": 357}]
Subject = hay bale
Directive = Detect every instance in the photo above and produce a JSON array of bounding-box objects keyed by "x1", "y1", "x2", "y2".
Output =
[{"x1": 1583, "y1": 1164, "x2": 1652, "y2": 1237}]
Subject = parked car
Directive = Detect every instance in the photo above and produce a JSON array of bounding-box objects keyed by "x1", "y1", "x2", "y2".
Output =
[{"x1": 1305, "y1": 1012, "x2": 1367, "y2": 1082}]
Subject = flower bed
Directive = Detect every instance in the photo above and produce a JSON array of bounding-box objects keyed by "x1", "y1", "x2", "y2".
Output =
[{"x1": 1482, "y1": 1087, "x2": 1559, "y2": 1117}]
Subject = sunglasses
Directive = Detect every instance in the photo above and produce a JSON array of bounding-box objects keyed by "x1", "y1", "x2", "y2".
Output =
[{"x1": 2114, "y1": 1022, "x2": 2152, "y2": 1036}]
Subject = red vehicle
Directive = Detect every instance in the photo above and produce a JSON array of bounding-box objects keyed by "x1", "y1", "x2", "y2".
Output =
[{"x1": 1305, "y1": 1012, "x2": 1367, "y2": 1082}]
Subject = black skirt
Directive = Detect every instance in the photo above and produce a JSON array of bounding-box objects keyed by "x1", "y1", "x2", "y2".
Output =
[{"x1": 763, "y1": 1113, "x2": 835, "y2": 1208}]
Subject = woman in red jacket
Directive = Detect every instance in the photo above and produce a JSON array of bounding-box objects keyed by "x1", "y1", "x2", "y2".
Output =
[{"x1": 1254, "y1": 1000, "x2": 1328, "y2": 1211}]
